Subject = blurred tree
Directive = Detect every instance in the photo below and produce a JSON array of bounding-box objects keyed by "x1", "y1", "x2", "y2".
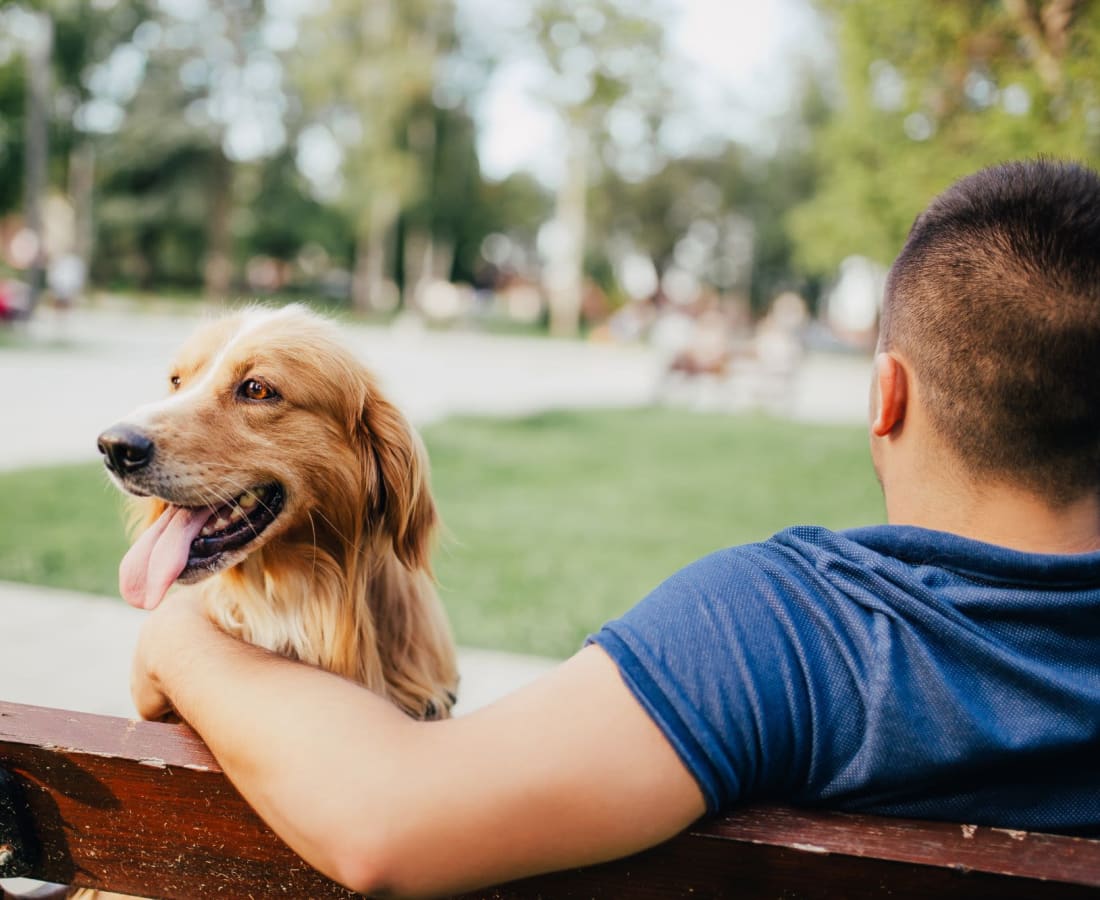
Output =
[
  {"x1": 20, "y1": 7, "x2": 49, "y2": 306},
  {"x1": 244, "y1": 148, "x2": 353, "y2": 276},
  {"x1": 102, "y1": 0, "x2": 279, "y2": 296},
  {"x1": 791, "y1": 0, "x2": 1100, "y2": 276},
  {"x1": 395, "y1": 97, "x2": 474, "y2": 299},
  {"x1": 529, "y1": 0, "x2": 673, "y2": 335},
  {"x1": 0, "y1": 22, "x2": 28, "y2": 218},
  {"x1": 95, "y1": 119, "x2": 224, "y2": 290},
  {"x1": 458, "y1": 171, "x2": 553, "y2": 286},
  {"x1": 588, "y1": 74, "x2": 826, "y2": 315},
  {"x1": 0, "y1": 1, "x2": 149, "y2": 305},
  {"x1": 293, "y1": 0, "x2": 455, "y2": 312}
]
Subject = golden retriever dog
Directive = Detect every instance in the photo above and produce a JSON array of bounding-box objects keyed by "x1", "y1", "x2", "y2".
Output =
[
  {"x1": 96, "y1": 304, "x2": 458, "y2": 720},
  {"x1": 72, "y1": 307, "x2": 455, "y2": 900}
]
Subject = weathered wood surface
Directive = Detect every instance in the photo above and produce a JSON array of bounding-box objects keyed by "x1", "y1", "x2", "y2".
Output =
[
  {"x1": 0, "y1": 700, "x2": 357, "y2": 897},
  {"x1": 1, "y1": 700, "x2": 1099, "y2": 899}
]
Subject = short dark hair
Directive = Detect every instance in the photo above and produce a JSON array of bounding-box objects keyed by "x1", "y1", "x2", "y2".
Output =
[{"x1": 881, "y1": 159, "x2": 1100, "y2": 503}]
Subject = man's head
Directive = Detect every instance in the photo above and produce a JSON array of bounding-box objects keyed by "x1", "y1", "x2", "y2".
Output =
[{"x1": 877, "y1": 159, "x2": 1100, "y2": 505}]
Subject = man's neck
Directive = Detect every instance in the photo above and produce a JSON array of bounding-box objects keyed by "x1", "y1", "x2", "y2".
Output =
[
  {"x1": 869, "y1": 352, "x2": 1100, "y2": 554},
  {"x1": 885, "y1": 475, "x2": 1100, "y2": 555}
]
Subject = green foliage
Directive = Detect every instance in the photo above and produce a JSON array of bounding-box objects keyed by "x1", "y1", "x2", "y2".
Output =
[
  {"x1": 32, "y1": 1, "x2": 1089, "y2": 316},
  {"x1": 0, "y1": 49, "x2": 26, "y2": 214},
  {"x1": 0, "y1": 0, "x2": 149, "y2": 217},
  {"x1": 3, "y1": 0, "x2": 822, "y2": 314},
  {"x1": 454, "y1": 171, "x2": 553, "y2": 285},
  {"x1": 0, "y1": 410, "x2": 881, "y2": 658},
  {"x1": 591, "y1": 125, "x2": 822, "y2": 313},
  {"x1": 292, "y1": 0, "x2": 451, "y2": 228},
  {"x1": 792, "y1": 0, "x2": 1100, "y2": 275},
  {"x1": 239, "y1": 150, "x2": 354, "y2": 270},
  {"x1": 531, "y1": 0, "x2": 670, "y2": 132},
  {"x1": 94, "y1": 124, "x2": 213, "y2": 288}
]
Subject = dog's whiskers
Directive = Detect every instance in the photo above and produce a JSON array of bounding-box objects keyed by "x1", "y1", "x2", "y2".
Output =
[
  {"x1": 215, "y1": 475, "x2": 276, "y2": 541},
  {"x1": 201, "y1": 483, "x2": 236, "y2": 514},
  {"x1": 306, "y1": 509, "x2": 320, "y2": 581},
  {"x1": 309, "y1": 507, "x2": 356, "y2": 552}
]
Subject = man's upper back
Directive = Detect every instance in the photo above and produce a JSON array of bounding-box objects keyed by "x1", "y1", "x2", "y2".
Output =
[{"x1": 591, "y1": 525, "x2": 1100, "y2": 836}]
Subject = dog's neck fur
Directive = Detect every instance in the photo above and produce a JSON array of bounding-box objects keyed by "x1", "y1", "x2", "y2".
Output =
[{"x1": 200, "y1": 532, "x2": 454, "y2": 719}]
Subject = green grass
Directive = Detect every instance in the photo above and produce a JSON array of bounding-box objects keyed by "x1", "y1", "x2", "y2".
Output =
[
  {"x1": 0, "y1": 463, "x2": 131, "y2": 595},
  {"x1": 428, "y1": 409, "x2": 883, "y2": 657},
  {"x1": 0, "y1": 409, "x2": 884, "y2": 657}
]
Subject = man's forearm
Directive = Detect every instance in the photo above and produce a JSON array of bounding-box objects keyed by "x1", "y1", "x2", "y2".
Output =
[
  {"x1": 136, "y1": 604, "x2": 421, "y2": 890},
  {"x1": 134, "y1": 597, "x2": 705, "y2": 898}
]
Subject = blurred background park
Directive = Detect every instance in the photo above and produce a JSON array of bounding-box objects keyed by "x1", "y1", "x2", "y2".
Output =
[{"x1": 1, "y1": 0, "x2": 1096, "y2": 659}]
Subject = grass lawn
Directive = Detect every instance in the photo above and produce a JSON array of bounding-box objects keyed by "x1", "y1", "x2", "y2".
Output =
[{"x1": 0, "y1": 408, "x2": 883, "y2": 658}]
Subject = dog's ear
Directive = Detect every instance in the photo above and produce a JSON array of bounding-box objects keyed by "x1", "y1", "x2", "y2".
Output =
[{"x1": 360, "y1": 392, "x2": 438, "y2": 571}]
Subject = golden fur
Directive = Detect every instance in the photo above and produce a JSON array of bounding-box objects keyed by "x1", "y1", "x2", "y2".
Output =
[
  {"x1": 113, "y1": 304, "x2": 458, "y2": 718},
  {"x1": 83, "y1": 306, "x2": 457, "y2": 900}
]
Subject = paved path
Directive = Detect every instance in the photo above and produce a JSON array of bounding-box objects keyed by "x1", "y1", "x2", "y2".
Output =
[
  {"x1": 0, "y1": 303, "x2": 870, "y2": 717},
  {"x1": 3, "y1": 303, "x2": 869, "y2": 472},
  {"x1": 0, "y1": 580, "x2": 555, "y2": 718},
  {"x1": 2, "y1": 305, "x2": 666, "y2": 471}
]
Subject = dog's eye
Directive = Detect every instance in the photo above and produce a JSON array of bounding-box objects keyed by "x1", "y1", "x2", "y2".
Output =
[
  {"x1": 169, "y1": 375, "x2": 181, "y2": 390},
  {"x1": 239, "y1": 378, "x2": 279, "y2": 402}
]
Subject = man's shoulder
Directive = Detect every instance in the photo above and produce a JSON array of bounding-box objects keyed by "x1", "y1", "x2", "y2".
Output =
[{"x1": 657, "y1": 525, "x2": 908, "y2": 606}]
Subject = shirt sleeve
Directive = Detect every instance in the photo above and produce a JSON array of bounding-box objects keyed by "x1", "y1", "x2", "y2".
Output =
[{"x1": 587, "y1": 545, "x2": 828, "y2": 813}]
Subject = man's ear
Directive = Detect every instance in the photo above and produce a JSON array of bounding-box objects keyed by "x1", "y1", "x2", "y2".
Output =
[{"x1": 871, "y1": 352, "x2": 908, "y2": 438}]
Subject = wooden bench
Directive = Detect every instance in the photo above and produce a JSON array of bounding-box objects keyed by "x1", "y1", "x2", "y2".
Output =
[{"x1": 1, "y1": 699, "x2": 1098, "y2": 899}]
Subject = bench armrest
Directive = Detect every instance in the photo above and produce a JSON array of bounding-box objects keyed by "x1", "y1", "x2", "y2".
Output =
[{"x1": 2, "y1": 700, "x2": 1098, "y2": 899}]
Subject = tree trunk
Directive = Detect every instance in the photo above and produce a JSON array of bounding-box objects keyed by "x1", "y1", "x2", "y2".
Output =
[
  {"x1": 203, "y1": 148, "x2": 234, "y2": 298},
  {"x1": 432, "y1": 237, "x2": 454, "y2": 282},
  {"x1": 546, "y1": 125, "x2": 588, "y2": 337},
  {"x1": 23, "y1": 12, "x2": 52, "y2": 314},
  {"x1": 68, "y1": 140, "x2": 95, "y2": 272},
  {"x1": 352, "y1": 230, "x2": 372, "y2": 313},
  {"x1": 402, "y1": 228, "x2": 432, "y2": 313},
  {"x1": 351, "y1": 193, "x2": 399, "y2": 314},
  {"x1": 1001, "y1": 0, "x2": 1074, "y2": 91}
]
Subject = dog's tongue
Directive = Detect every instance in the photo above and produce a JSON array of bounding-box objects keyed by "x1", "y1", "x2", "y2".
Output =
[{"x1": 119, "y1": 505, "x2": 210, "y2": 610}]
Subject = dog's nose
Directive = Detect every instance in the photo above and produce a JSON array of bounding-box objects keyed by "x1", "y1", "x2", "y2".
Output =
[{"x1": 97, "y1": 425, "x2": 155, "y2": 475}]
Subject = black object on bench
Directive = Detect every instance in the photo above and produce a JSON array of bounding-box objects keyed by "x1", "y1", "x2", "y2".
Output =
[{"x1": 1, "y1": 699, "x2": 1098, "y2": 899}]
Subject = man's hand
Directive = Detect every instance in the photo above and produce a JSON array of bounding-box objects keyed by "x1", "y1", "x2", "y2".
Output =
[{"x1": 130, "y1": 589, "x2": 210, "y2": 720}]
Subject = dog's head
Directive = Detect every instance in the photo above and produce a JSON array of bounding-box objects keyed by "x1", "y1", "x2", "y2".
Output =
[{"x1": 98, "y1": 304, "x2": 436, "y2": 609}]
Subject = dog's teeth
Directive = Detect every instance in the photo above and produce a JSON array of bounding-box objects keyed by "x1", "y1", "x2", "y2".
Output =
[
  {"x1": 211, "y1": 516, "x2": 230, "y2": 531},
  {"x1": 200, "y1": 524, "x2": 213, "y2": 537},
  {"x1": 239, "y1": 492, "x2": 259, "y2": 511}
]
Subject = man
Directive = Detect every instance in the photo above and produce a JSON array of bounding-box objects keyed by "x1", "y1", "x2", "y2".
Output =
[{"x1": 131, "y1": 160, "x2": 1100, "y2": 897}]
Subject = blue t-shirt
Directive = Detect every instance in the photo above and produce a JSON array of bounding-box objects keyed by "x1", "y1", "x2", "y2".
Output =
[{"x1": 589, "y1": 525, "x2": 1100, "y2": 836}]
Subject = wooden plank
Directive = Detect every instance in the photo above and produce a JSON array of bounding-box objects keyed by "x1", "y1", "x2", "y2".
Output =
[
  {"x1": 0, "y1": 701, "x2": 358, "y2": 897},
  {"x1": 695, "y1": 805, "x2": 1100, "y2": 887},
  {"x1": 456, "y1": 838, "x2": 1100, "y2": 900},
  {"x1": 2, "y1": 700, "x2": 1099, "y2": 899}
]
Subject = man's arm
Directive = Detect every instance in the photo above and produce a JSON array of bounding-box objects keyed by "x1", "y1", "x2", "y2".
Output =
[{"x1": 131, "y1": 594, "x2": 706, "y2": 898}]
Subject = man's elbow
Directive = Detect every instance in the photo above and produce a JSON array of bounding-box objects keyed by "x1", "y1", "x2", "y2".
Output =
[
  {"x1": 327, "y1": 835, "x2": 396, "y2": 898},
  {"x1": 327, "y1": 829, "x2": 469, "y2": 900},
  {"x1": 326, "y1": 826, "x2": 428, "y2": 899}
]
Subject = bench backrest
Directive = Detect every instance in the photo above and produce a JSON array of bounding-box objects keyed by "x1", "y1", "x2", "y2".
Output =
[{"x1": 1, "y1": 700, "x2": 1098, "y2": 899}]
